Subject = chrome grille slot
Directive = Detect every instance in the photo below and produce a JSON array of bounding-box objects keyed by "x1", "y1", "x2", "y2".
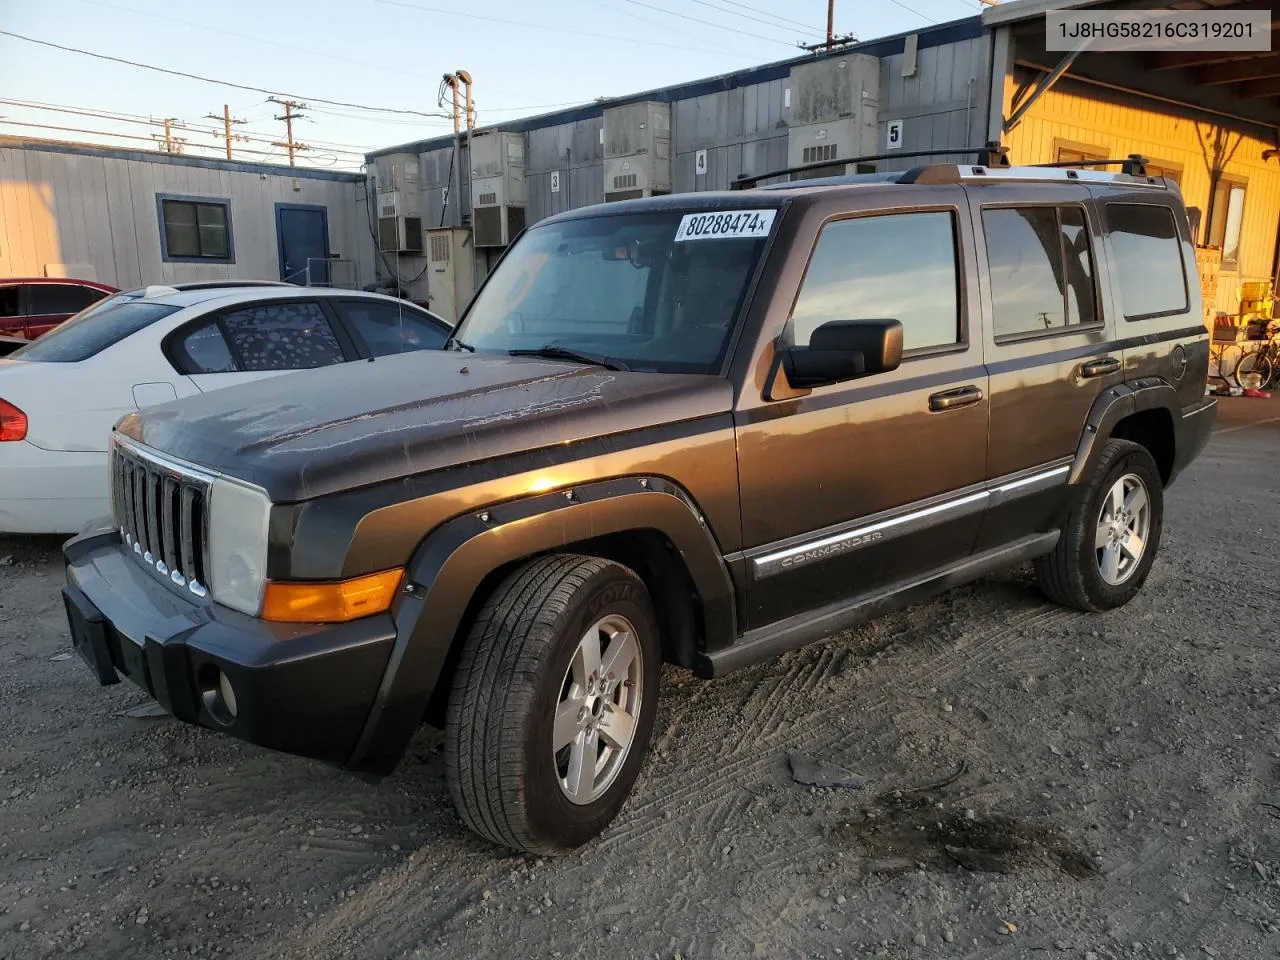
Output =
[{"x1": 110, "y1": 437, "x2": 214, "y2": 597}]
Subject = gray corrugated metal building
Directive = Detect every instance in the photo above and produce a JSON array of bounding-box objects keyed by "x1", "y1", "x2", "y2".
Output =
[{"x1": 366, "y1": 16, "x2": 992, "y2": 312}]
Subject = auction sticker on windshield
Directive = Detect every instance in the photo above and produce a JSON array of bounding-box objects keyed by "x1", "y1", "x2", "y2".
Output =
[{"x1": 674, "y1": 210, "x2": 777, "y2": 242}]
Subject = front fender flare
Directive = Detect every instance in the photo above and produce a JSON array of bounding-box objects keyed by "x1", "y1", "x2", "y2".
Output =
[{"x1": 345, "y1": 476, "x2": 735, "y2": 775}]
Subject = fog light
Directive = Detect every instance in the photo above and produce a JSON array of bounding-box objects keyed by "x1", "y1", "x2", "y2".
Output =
[{"x1": 199, "y1": 665, "x2": 238, "y2": 726}]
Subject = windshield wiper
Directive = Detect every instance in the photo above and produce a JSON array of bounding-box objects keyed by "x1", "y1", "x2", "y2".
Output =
[
  {"x1": 446, "y1": 336, "x2": 475, "y2": 352},
  {"x1": 509, "y1": 345, "x2": 630, "y2": 371}
]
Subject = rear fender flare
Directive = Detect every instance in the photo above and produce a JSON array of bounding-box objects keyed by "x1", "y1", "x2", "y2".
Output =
[
  {"x1": 1069, "y1": 379, "x2": 1179, "y2": 486},
  {"x1": 345, "y1": 476, "x2": 735, "y2": 775}
]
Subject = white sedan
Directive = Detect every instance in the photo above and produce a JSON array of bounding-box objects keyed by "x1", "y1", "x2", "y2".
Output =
[{"x1": 0, "y1": 283, "x2": 451, "y2": 534}]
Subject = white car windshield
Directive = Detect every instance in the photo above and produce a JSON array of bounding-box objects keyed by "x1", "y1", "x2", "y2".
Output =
[
  {"x1": 455, "y1": 209, "x2": 778, "y2": 374},
  {"x1": 10, "y1": 300, "x2": 180, "y2": 363}
]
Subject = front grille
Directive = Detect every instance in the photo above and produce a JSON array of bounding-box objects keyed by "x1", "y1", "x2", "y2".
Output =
[{"x1": 111, "y1": 438, "x2": 213, "y2": 599}]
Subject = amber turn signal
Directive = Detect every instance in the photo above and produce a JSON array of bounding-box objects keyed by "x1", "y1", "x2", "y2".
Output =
[{"x1": 261, "y1": 568, "x2": 404, "y2": 623}]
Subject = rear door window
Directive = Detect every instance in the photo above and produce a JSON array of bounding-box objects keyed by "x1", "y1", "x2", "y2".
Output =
[
  {"x1": 1106, "y1": 203, "x2": 1189, "y2": 320},
  {"x1": 9, "y1": 301, "x2": 180, "y2": 362},
  {"x1": 219, "y1": 301, "x2": 347, "y2": 371},
  {"x1": 334, "y1": 300, "x2": 449, "y2": 356},
  {"x1": 29, "y1": 284, "x2": 107, "y2": 316},
  {"x1": 0, "y1": 286, "x2": 19, "y2": 318}
]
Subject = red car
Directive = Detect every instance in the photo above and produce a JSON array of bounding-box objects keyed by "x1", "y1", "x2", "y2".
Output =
[{"x1": 0, "y1": 277, "x2": 118, "y2": 345}]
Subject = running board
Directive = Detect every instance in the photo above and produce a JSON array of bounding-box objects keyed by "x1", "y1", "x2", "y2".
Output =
[{"x1": 696, "y1": 532, "x2": 1060, "y2": 678}]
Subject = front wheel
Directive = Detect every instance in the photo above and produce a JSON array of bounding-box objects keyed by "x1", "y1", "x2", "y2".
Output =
[
  {"x1": 1034, "y1": 439, "x2": 1164, "y2": 612},
  {"x1": 444, "y1": 554, "x2": 661, "y2": 855}
]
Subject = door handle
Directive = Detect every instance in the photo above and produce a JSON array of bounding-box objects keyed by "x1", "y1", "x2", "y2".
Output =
[
  {"x1": 928, "y1": 385, "x2": 984, "y2": 412},
  {"x1": 1080, "y1": 356, "x2": 1121, "y2": 378}
]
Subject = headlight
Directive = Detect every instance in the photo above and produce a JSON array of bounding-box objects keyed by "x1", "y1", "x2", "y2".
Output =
[{"x1": 207, "y1": 477, "x2": 271, "y2": 616}]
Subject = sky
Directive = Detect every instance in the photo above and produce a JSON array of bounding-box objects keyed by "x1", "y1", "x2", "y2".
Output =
[{"x1": 0, "y1": 0, "x2": 985, "y2": 171}]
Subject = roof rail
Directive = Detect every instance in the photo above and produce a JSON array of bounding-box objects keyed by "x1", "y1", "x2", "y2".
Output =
[
  {"x1": 905, "y1": 163, "x2": 1169, "y2": 187},
  {"x1": 730, "y1": 141, "x2": 1010, "y2": 189}
]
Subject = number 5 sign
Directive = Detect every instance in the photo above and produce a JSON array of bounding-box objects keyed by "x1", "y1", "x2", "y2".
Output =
[{"x1": 886, "y1": 120, "x2": 903, "y2": 151}]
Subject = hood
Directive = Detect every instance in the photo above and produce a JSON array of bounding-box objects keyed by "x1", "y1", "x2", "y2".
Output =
[{"x1": 118, "y1": 350, "x2": 733, "y2": 502}]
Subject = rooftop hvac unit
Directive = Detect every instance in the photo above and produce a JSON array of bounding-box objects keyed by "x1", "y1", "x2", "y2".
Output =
[
  {"x1": 374, "y1": 152, "x2": 424, "y2": 254},
  {"x1": 603, "y1": 101, "x2": 670, "y2": 203},
  {"x1": 470, "y1": 131, "x2": 525, "y2": 247},
  {"x1": 786, "y1": 55, "x2": 880, "y2": 176}
]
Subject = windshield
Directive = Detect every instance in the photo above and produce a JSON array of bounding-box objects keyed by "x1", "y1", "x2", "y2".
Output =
[
  {"x1": 10, "y1": 299, "x2": 179, "y2": 362},
  {"x1": 456, "y1": 209, "x2": 777, "y2": 373}
]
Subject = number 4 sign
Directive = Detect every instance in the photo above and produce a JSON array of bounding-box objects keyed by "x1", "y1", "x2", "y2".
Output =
[
  {"x1": 695, "y1": 149, "x2": 707, "y2": 176},
  {"x1": 886, "y1": 120, "x2": 903, "y2": 151}
]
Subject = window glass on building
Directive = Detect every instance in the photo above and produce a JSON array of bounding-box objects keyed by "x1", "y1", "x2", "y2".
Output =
[
  {"x1": 1106, "y1": 203, "x2": 1189, "y2": 319},
  {"x1": 1056, "y1": 145, "x2": 1107, "y2": 169},
  {"x1": 28, "y1": 284, "x2": 107, "y2": 316},
  {"x1": 220, "y1": 301, "x2": 345, "y2": 371},
  {"x1": 161, "y1": 198, "x2": 232, "y2": 260},
  {"x1": 1209, "y1": 179, "x2": 1246, "y2": 269},
  {"x1": 334, "y1": 301, "x2": 448, "y2": 356},
  {"x1": 790, "y1": 212, "x2": 961, "y2": 352},
  {"x1": 984, "y1": 207, "x2": 1098, "y2": 337}
]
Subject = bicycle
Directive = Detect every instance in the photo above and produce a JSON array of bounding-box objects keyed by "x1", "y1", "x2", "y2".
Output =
[{"x1": 1233, "y1": 329, "x2": 1280, "y2": 390}]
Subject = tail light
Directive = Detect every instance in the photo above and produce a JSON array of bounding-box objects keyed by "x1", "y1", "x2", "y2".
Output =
[{"x1": 0, "y1": 399, "x2": 27, "y2": 442}]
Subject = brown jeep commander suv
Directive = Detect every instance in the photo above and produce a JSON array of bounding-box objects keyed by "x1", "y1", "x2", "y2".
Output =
[{"x1": 62, "y1": 150, "x2": 1215, "y2": 855}]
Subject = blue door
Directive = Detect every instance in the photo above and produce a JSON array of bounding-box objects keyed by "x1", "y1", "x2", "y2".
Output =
[{"x1": 275, "y1": 204, "x2": 330, "y2": 285}]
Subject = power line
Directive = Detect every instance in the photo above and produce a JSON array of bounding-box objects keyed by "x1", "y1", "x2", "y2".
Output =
[
  {"x1": 581, "y1": 0, "x2": 756, "y2": 56},
  {"x1": 0, "y1": 29, "x2": 453, "y2": 119},
  {"x1": 373, "y1": 0, "x2": 761, "y2": 57},
  {"x1": 0, "y1": 98, "x2": 369, "y2": 156},
  {"x1": 66, "y1": 0, "x2": 447, "y2": 87},
  {"x1": 683, "y1": 0, "x2": 825, "y2": 37},
  {"x1": 610, "y1": 0, "x2": 801, "y2": 46},
  {"x1": 697, "y1": 0, "x2": 824, "y2": 32},
  {"x1": 885, "y1": 0, "x2": 940, "y2": 25}
]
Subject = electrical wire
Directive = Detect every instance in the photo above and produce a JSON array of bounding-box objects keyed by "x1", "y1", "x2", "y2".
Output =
[
  {"x1": 694, "y1": 0, "x2": 824, "y2": 32},
  {"x1": 886, "y1": 0, "x2": 941, "y2": 25},
  {"x1": 609, "y1": 0, "x2": 802, "y2": 46},
  {"x1": 373, "y1": 0, "x2": 761, "y2": 57},
  {"x1": 580, "y1": 0, "x2": 752, "y2": 56},
  {"x1": 0, "y1": 30, "x2": 454, "y2": 120},
  {"x1": 66, "y1": 0, "x2": 451, "y2": 88}
]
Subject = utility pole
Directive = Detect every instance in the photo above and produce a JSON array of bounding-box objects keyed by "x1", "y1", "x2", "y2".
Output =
[
  {"x1": 151, "y1": 117, "x2": 187, "y2": 154},
  {"x1": 268, "y1": 97, "x2": 309, "y2": 166},
  {"x1": 826, "y1": 0, "x2": 835, "y2": 51},
  {"x1": 206, "y1": 104, "x2": 247, "y2": 160},
  {"x1": 800, "y1": 4, "x2": 855, "y2": 54}
]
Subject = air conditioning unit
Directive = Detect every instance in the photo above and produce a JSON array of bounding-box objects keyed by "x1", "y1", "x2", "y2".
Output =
[
  {"x1": 374, "y1": 153, "x2": 424, "y2": 254},
  {"x1": 786, "y1": 55, "x2": 880, "y2": 176},
  {"x1": 376, "y1": 190, "x2": 423, "y2": 254},
  {"x1": 603, "y1": 101, "x2": 670, "y2": 203},
  {"x1": 470, "y1": 131, "x2": 526, "y2": 247}
]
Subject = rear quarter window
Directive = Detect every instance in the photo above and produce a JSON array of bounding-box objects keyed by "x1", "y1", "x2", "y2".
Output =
[
  {"x1": 1106, "y1": 203, "x2": 1190, "y2": 320},
  {"x1": 9, "y1": 301, "x2": 180, "y2": 362}
]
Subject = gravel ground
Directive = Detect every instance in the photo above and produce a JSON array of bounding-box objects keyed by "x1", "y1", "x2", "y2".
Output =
[{"x1": 1, "y1": 397, "x2": 1278, "y2": 960}]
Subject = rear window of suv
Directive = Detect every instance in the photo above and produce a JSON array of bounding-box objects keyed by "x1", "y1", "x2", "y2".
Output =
[
  {"x1": 1106, "y1": 203, "x2": 1189, "y2": 320},
  {"x1": 9, "y1": 300, "x2": 180, "y2": 362}
]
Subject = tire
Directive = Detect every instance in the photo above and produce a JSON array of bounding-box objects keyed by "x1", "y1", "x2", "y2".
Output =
[
  {"x1": 444, "y1": 554, "x2": 661, "y2": 855},
  {"x1": 1235, "y1": 350, "x2": 1274, "y2": 391},
  {"x1": 1034, "y1": 439, "x2": 1164, "y2": 612}
]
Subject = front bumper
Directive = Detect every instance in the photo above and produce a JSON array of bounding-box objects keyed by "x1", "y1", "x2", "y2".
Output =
[{"x1": 63, "y1": 527, "x2": 397, "y2": 769}]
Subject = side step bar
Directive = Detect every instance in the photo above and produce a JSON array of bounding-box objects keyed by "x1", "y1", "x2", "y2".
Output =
[{"x1": 695, "y1": 532, "x2": 1060, "y2": 678}]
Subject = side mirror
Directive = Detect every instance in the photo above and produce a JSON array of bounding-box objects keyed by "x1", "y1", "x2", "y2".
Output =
[{"x1": 780, "y1": 319, "x2": 903, "y2": 389}]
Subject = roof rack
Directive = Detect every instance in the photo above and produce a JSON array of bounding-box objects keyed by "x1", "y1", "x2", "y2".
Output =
[
  {"x1": 1030, "y1": 154, "x2": 1150, "y2": 177},
  {"x1": 729, "y1": 141, "x2": 1011, "y2": 190}
]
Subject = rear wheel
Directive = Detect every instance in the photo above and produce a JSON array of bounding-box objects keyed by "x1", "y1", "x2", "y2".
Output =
[
  {"x1": 1220, "y1": 344, "x2": 1245, "y2": 387},
  {"x1": 1034, "y1": 439, "x2": 1163, "y2": 612},
  {"x1": 444, "y1": 554, "x2": 661, "y2": 854}
]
